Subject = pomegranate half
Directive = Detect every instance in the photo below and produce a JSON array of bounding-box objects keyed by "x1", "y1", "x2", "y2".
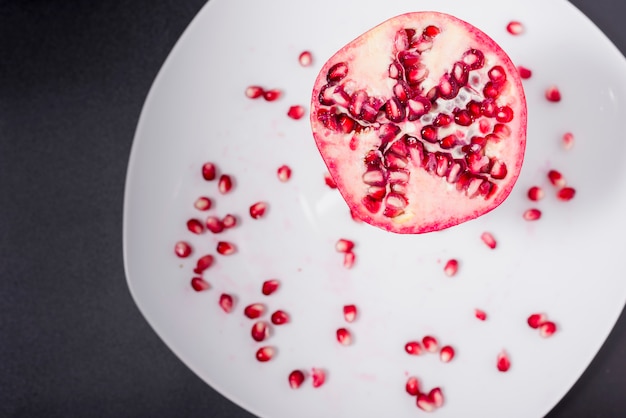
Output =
[{"x1": 310, "y1": 12, "x2": 527, "y2": 233}]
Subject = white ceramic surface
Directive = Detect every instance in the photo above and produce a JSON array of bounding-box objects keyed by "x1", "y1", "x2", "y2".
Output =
[{"x1": 123, "y1": 1, "x2": 626, "y2": 417}]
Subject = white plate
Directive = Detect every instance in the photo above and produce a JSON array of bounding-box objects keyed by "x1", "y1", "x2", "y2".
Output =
[{"x1": 123, "y1": 1, "x2": 626, "y2": 417}]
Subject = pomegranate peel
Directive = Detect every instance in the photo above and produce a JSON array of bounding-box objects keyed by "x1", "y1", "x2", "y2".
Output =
[{"x1": 310, "y1": 12, "x2": 527, "y2": 234}]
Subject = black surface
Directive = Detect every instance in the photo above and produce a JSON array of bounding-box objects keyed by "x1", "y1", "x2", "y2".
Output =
[{"x1": 1, "y1": 1, "x2": 625, "y2": 417}]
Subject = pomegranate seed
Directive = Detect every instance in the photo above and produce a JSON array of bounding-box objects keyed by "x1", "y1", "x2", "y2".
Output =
[
  {"x1": 557, "y1": 187, "x2": 576, "y2": 201},
  {"x1": 202, "y1": 162, "x2": 216, "y2": 180},
  {"x1": 527, "y1": 186, "x2": 544, "y2": 201},
  {"x1": 205, "y1": 216, "x2": 225, "y2": 233},
  {"x1": 324, "y1": 173, "x2": 337, "y2": 189},
  {"x1": 336, "y1": 328, "x2": 352, "y2": 345},
  {"x1": 287, "y1": 105, "x2": 306, "y2": 120},
  {"x1": 218, "y1": 174, "x2": 233, "y2": 194},
  {"x1": 186, "y1": 218, "x2": 204, "y2": 234},
  {"x1": 523, "y1": 208, "x2": 542, "y2": 221},
  {"x1": 245, "y1": 85, "x2": 264, "y2": 99},
  {"x1": 562, "y1": 132, "x2": 574, "y2": 150},
  {"x1": 481, "y1": 232, "x2": 497, "y2": 249},
  {"x1": 193, "y1": 254, "x2": 214, "y2": 274},
  {"x1": 216, "y1": 241, "x2": 236, "y2": 256},
  {"x1": 539, "y1": 321, "x2": 558, "y2": 337},
  {"x1": 335, "y1": 238, "x2": 355, "y2": 253},
  {"x1": 191, "y1": 277, "x2": 210, "y2": 292},
  {"x1": 405, "y1": 341, "x2": 423, "y2": 356},
  {"x1": 289, "y1": 370, "x2": 305, "y2": 389},
  {"x1": 262, "y1": 279, "x2": 280, "y2": 296},
  {"x1": 219, "y1": 293, "x2": 234, "y2": 313},
  {"x1": 423, "y1": 25, "x2": 440, "y2": 38},
  {"x1": 249, "y1": 201, "x2": 268, "y2": 219},
  {"x1": 311, "y1": 368, "x2": 326, "y2": 388},
  {"x1": 221, "y1": 214, "x2": 237, "y2": 229},
  {"x1": 506, "y1": 21, "x2": 524, "y2": 35},
  {"x1": 343, "y1": 251, "x2": 356, "y2": 269},
  {"x1": 263, "y1": 89, "x2": 282, "y2": 101},
  {"x1": 251, "y1": 321, "x2": 270, "y2": 342},
  {"x1": 422, "y1": 336, "x2": 438, "y2": 353},
  {"x1": 545, "y1": 85, "x2": 561, "y2": 102},
  {"x1": 475, "y1": 309, "x2": 487, "y2": 321},
  {"x1": 517, "y1": 65, "x2": 532, "y2": 79},
  {"x1": 255, "y1": 346, "x2": 275, "y2": 362},
  {"x1": 406, "y1": 377, "x2": 420, "y2": 396},
  {"x1": 497, "y1": 350, "x2": 511, "y2": 372},
  {"x1": 271, "y1": 310, "x2": 289, "y2": 325},
  {"x1": 174, "y1": 241, "x2": 192, "y2": 258},
  {"x1": 194, "y1": 196, "x2": 212, "y2": 211},
  {"x1": 527, "y1": 313, "x2": 547, "y2": 329},
  {"x1": 443, "y1": 259, "x2": 458, "y2": 277},
  {"x1": 343, "y1": 304, "x2": 357, "y2": 323},
  {"x1": 547, "y1": 170, "x2": 566, "y2": 188},
  {"x1": 416, "y1": 393, "x2": 436, "y2": 412},
  {"x1": 298, "y1": 50, "x2": 313, "y2": 67},
  {"x1": 429, "y1": 387, "x2": 444, "y2": 408},
  {"x1": 277, "y1": 165, "x2": 292, "y2": 182},
  {"x1": 244, "y1": 303, "x2": 265, "y2": 319},
  {"x1": 440, "y1": 345, "x2": 455, "y2": 363}
]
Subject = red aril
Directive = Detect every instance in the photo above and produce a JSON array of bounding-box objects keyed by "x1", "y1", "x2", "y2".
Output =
[
  {"x1": 336, "y1": 328, "x2": 352, "y2": 345},
  {"x1": 255, "y1": 346, "x2": 275, "y2": 362},
  {"x1": 562, "y1": 132, "x2": 574, "y2": 150},
  {"x1": 523, "y1": 208, "x2": 541, "y2": 221},
  {"x1": 262, "y1": 279, "x2": 280, "y2": 296},
  {"x1": 506, "y1": 21, "x2": 524, "y2": 35},
  {"x1": 343, "y1": 304, "x2": 358, "y2": 322},
  {"x1": 205, "y1": 216, "x2": 225, "y2": 233},
  {"x1": 251, "y1": 321, "x2": 270, "y2": 342},
  {"x1": 202, "y1": 162, "x2": 217, "y2": 180},
  {"x1": 221, "y1": 214, "x2": 237, "y2": 229},
  {"x1": 481, "y1": 232, "x2": 497, "y2": 249},
  {"x1": 249, "y1": 202, "x2": 268, "y2": 219},
  {"x1": 422, "y1": 335, "x2": 438, "y2": 353},
  {"x1": 324, "y1": 173, "x2": 337, "y2": 189},
  {"x1": 527, "y1": 186, "x2": 544, "y2": 201},
  {"x1": 557, "y1": 187, "x2": 576, "y2": 201},
  {"x1": 405, "y1": 341, "x2": 423, "y2": 356},
  {"x1": 289, "y1": 370, "x2": 305, "y2": 389},
  {"x1": 517, "y1": 65, "x2": 532, "y2": 79},
  {"x1": 539, "y1": 321, "x2": 558, "y2": 338},
  {"x1": 244, "y1": 303, "x2": 265, "y2": 319},
  {"x1": 310, "y1": 12, "x2": 527, "y2": 234},
  {"x1": 194, "y1": 196, "x2": 212, "y2": 211},
  {"x1": 217, "y1": 241, "x2": 236, "y2": 255},
  {"x1": 271, "y1": 310, "x2": 290, "y2": 325},
  {"x1": 430, "y1": 387, "x2": 444, "y2": 408},
  {"x1": 219, "y1": 293, "x2": 234, "y2": 313},
  {"x1": 343, "y1": 251, "x2": 356, "y2": 269},
  {"x1": 299, "y1": 50, "x2": 313, "y2": 67},
  {"x1": 186, "y1": 218, "x2": 204, "y2": 234},
  {"x1": 497, "y1": 350, "x2": 511, "y2": 372},
  {"x1": 191, "y1": 277, "x2": 210, "y2": 292},
  {"x1": 474, "y1": 309, "x2": 487, "y2": 321},
  {"x1": 545, "y1": 86, "x2": 562, "y2": 102},
  {"x1": 193, "y1": 254, "x2": 214, "y2": 274},
  {"x1": 439, "y1": 345, "x2": 455, "y2": 363},
  {"x1": 218, "y1": 174, "x2": 233, "y2": 194},
  {"x1": 311, "y1": 368, "x2": 326, "y2": 388},
  {"x1": 406, "y1": 376, "x2": 420, "y2": 396},
  {"x1": 263, "y1": 89, "x2": 282, "y2": 102},
  {"x1": 287, "y1": 105, "x2": 306, "y2": 120},
  {"x1": 547, "y1": 170, "x2": 566, "y2": 188},
  {"x1": 277, "y1": 165, "x2": 292, "y2": 182},
  {"x1": 335, "y1": 238, "x2": 355, "y2": 253},
  {"x1": 443, "y1": 259, "x2": 458, "y2": 276},
  {"x1": 416, "y1": 393, "x2": 437, "y2": 412},
  {"x1": 174, "y1": 241, "x2": 192, "y2": 258},
  {"x1": 245, "y1": 85, "x2": 265, "y2": 99},
  {"x1": 527, "y1": 313, "x2": 547, "y2": 329}
]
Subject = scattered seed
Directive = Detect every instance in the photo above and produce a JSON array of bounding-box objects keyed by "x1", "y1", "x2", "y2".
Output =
[
  {"x1": 216, "y1": 241, "x2": 236, "y2": 255},
  {"x1": 439, "y1": 345, "x2": 455, "y2": 363},
  {"x1": 336, "y1": 328, "x2": 352, "y2": 345},
  {"x1": 562, "y1": 132, "x2": 574, "y2": 150},
  {"x1": 263, "y1": 89, "x2": 282, "y2": 102},
  {"x1": 245, "y1": 85, "x2": 265, "y2": 99},
  {"x1": 406, "y1": 377, "x2": 420, "y2": 396},
  {"x1": 547, "y1": 170, "x2": 566, "y2": 188},
  {"x1": 194, "y1": 196, "x2": 212, "y2": 211},
  {"x1": 255, "y1": 346, "x2": 275, "y2": 362},
  {"x1": 298, "y1": 50, "x2": 313, "y2": 67},
  {"x1": 422, "y1": 336, "x2": 438, "y2": 353},
  {"x1": 191, "y1": 277, "x2": 210, "y2": 292},
  {"x1": 545, "y1": 85, "x2": 562, "y2": 102},
  {"x1": 219, "y1": 293, "x2": 234, "y2": 313},
  {"x1": 174, "y1": 241, "x2": 192, "y2": 258},
  {"x1": 202, "y1": 162, "x2": 216, "y2": 180},
  {"x1": 222, "y1": 214, "x2": 237, "y2": 229},
  {"x1": 474, "y1": 309, "x2": 487, "y2": 321},
  {"x1": 249, "y1": 201, "x2": 268, "y2": 219},
  {"x1": 416, "y1": 393, "x2": 437, "y2": 412},
  {"x1": 324, "y1": 173, "x2": 337, "y2": 189},
  {"x1": 311, "y1": 368, "x2": 326, "y2": 388},
  {"x1": 335, "y1": 238, "x2": 355, "y2": 253},
  {"x1": 517, "y1": 65, "x2": 532, "y2": 79},
  {"x1": 287, "y1": 105, "x2": 306, "y2": 120},
  {"x1": 205, "y1": 216, "x2": 225, "y2": 233},
  {"x1": 186, "y1": 218, "x2": 204, "y2": 234},
  {"x1": 506, "y1": 21, "x2": 524, "y2": 35},
  {"x1": 343, "y1": 251, "x2": 356, "y2": 269},
  {"x1": 271, "y1": 310, "x2": 290, "y2": 325},
  {"x1": 277, "y1": 165, "x2": 292, "y2": 182},
  {"x1": 244, "y1": 303, "x2": 265, "y2": 319},
  {"x1": 262, "y1": 279, "x2": 280, "y2": 296},
  {"x1": 443, "y1": 259, "x2": 459, "y2": 277},
  {"x1": 557, "y1": 187, "x2": 576, "y2": 201},
  {"x1": 523, "y1": 208, "x2": 542, "y2": 221},
  {"x1": 429, "y1": 388, "x2": 444, "y2": 408},
  {"x1": 497, "y1": 350, "x2": 511, "y2": 372},
  {"x1": 527, "y1": 313, "x2": 547, "y2": 329},
  {"x1": 481, "y1": 232, "x2": 497, "y2": 249},
  {"x1": 405, "y1": 341, "x2": 423, "y2": 356},
  {"x1": 251, "y1": 321, "x2": 270, "y2": 342},
  {"x1": 539, "y1": 321, "x2": 558, "y2": 337},
  {"x1": 527, "y1": 186, "x2": 544, "y2": 201},
  {"x1": 343, "y1": 304, "x2": 357, "y2": 323},
  {"x1": 288, "y1": 370, "x2": 305, "y2": 389},
  {"x1": 218, "y1": 174, "x2": 233, "y2": 194},
  {"x1": 193, "y1": 254, "x2": 214, "y2": 274}
]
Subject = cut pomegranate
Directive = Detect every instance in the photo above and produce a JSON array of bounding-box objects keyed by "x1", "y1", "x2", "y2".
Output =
[
  {"x1": 474, "y1": 309, "x2": 487, "y2": 321},
  {"x1": 539, "y1": 321, "x2": 558, "y2": 337},
  {"x1": 263, "y1": 89, "x2": 282, "y2": 102},
  {"x1": 506, "y1": 21, "x2": 524, "y2": 35},
  {"x1": 429, "y1": 388, "x2": 444, "y2": 408},
  {"x1": 517, "y1": 65, "x2": 532, "y2": 79},
  {"x1": 527, "y1": 313, "x2": 547, "y2": 329},
  {"x1": 218, "y1": 174, "x2": 233, "y2": 194},
  {"x1": 422, "y1": 335, "x2": 438, "y2": 353},
  {"x1": 244, "y1": 303, "x2": 265, "y2": 319},
  {"x1": 545, "y1": 86, "x2": 562, "y2": 102},
  {"x1": 481, "y1": 232, "x2": 497, "y2": 249},
  {"x1": 202, "y1": 162, "x2": 217, "y2": 180},
  {"x1": 194, "y1": 196, "x2": 212, "y2": 211},
  {"x1": 186, "y1": 218, "x2": 204, "y2": 234},
  {"x1": 523, "y1": 208, "x2": 541, "y2": 221},
  {"x1": 557, "y1": 187, "x2": 576, "y2": 201},
  {"x1": 405, "y1": 341, "x2": 423, "y2": 356},
  {"x1": 245, "y1": 85, "x2": 265, "y2": 99},
  {"x1": 217, "y1": 241, "x2": 236, "y2": 255},
  {"x1": 416, "y1": 393, "x2": 437, "y2": 412},
  {"x1": 335, "y1": 238, "x2": 355, "y2": 253},
  {"x1": 310, "y1": 12, "x2": 527, "y2": 234},
  {"x1": 311, "y1": 368, "x2": 326, "y2": 388},
  {"x1": 496, "y1": 350, "x2": 511, "y2": 372},
  {"x1": 343, "y1": 251, "x2": 356, "y2": 269},
  {"x1": 191, "y1": 277, "x2": 210, "y2": 292},
  {"x1": 287, "y1": 105, "x2": 306, "y2": 120},
  {"x1": 299, "y1": 50, "x2": 313, "y2": 67},
  {"x1": 219, "y1": 293, "x2": 234, "y2": 313},
  {"x1": 221, "y1": 214, "x2": 237, "y2": 229},
  {"x1": 562, "y1": 132, "x2": 574, "y2": 150},
  {"x1": 343, "y1": 304, "x2": 358, "y2": 323},
  {"x1": 289, "y1": 370, "x2": 305, "y2": 389},
  {"x1": 277, "y1": 165, "x2": 292, "y2": 182},
  {"x1": 251, "y1": 321, "x2": 270, "y2": 342},
  {"x1": 406, "y1": 376, "x2": 420, "y2": 396},
  {"x1": 336, "y1": 328, "x2": 352, "y2": 345},
  {"x1": 271, "y1": 310, "x2": 290, "y2": 325},
  {"x1": 439, "y1": 345, "x2": 455, "y2": 363},
  {"x1": 205, "y1": 216, "x2": 225, "y2": 233},
  {"x1": 443, "y1": 259, "x2": 458, "y2": 276},
  {"x1": 249, "y1": 202, "x2": 268, "y2": 219},
  {"x1": 262, "y1": 279, "x2": 280, "y2": 296},
  {"x1": 174, "y1": 241, "x2": 192, "y2": 258},
  {"x1": 255, "y1": 346, "x2": 275, "y2": 362},
  {"x1": 527, "y1": 186, "x2": 544, "y2": 201},
  {"x1": 547, "y1": 170, "x2": 566, "y2": 188},
  {"x1": 193, "y1": 254, "x2": 214, "y2": 274}
]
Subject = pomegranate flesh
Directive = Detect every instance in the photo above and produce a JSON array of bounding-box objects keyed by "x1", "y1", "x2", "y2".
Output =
[{"x1": 310, "y1": 12, "x2": 527, "y2": 233}]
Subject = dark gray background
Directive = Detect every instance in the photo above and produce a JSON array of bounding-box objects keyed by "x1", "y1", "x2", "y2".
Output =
[{"x1": 1, "y1": 1, "x2": 625, "y2": 417}]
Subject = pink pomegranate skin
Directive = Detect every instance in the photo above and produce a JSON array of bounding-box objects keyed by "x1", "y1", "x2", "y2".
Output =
[{"x1": 310, "y1": 12, "x2": 527, "y2": 234}]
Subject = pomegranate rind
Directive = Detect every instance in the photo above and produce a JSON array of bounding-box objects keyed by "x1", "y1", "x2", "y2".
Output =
[{"x1": 310, "y1": 12, "x2": 527, "y2": 234}]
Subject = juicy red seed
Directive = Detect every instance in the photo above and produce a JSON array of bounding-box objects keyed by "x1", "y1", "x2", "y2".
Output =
[
  {"x1": 557, "y1": 187, "x2": 576, "y2": 201},
  {"x1": 336, "y1": 328, "x2": 352, "y2": 345},
  {"x1": 289, "y1": 370, "x2": 305, "y2": 389},
  {"x1": 562, "y1": 132, "x2": 574, "y2": 150},
  {"x1": 245, "y1": 85, "x2": 264, "y2": 99},
  {"x1": 277, "y1": 165, "x2": 292, "y2": 182},
  {"x1": 527, "y1": 186, "x2": 544, "y2": 201},
  {"x1": 205, "y1": 216, "x2": 225, "y2": 233},
  {"x1": 506, "y1": 21, "x2": 524, "y2": 35},
  {"x1": 481, "y1": 232, "x2": 497, "y2": 249},
  {"x1": 298, "y1": 50, "x2": 313, "y2": 67},
  {"x1": 191, "y1": 277, "x2": 210, "y2": 292},
  {"x1": 405, "y1": 341, "x2": 423, "y2": 355},
  {"x1": 263, "y1": 89, "x2": 282, "y2": 101},
  {"x1": 497, "y1": 350, "x2": 511, "y2": 372},
  {"x1": 202, "y1": 162, "x2": 217, "y2": 180},
  {"x1": 174, "y1": 241, "x2": 192, "y2": 258},
  {"x1": 527, "y1": 313, "x2": 547, "y2": 329},
  {"x1": 311, "y1": 368, "x2": 326, "y2": 388},
  {"x1": 518, "y1": 65, "x2": 532, "y2": 79},
  {"x1": 216, "y1": 241, "x2": 236, "y2": 255},
  {"x1": 255, "y1": 346, "x2": 275, "y2": 362},
  {"x1": 430, "y1": 388, "x2": 444, "y2": 408},
  {"x1": 186, "y1": 218, "x2": 204, "y2": 234},
  {"x1": 423, "y1": 25, "x2": 440, "y2": 38},
  {"x1": 523, "y1": 208, "x2": 542, "y2": 221},
  {"x1": 336, "y1": 238, "x2": 355, "y2": 253},
  {"x1": 406, "y1": 377, "x2": 420, "y2": 396},
  {"x1": 221, "y1": 214, "x2": 237, "y2": 229},
  {"x1": 244, "y1": 303, "x2": 265, "y2": 319},
  {"x1": 545, "y1": 86, "x2": 561, "y2": 102},
  {"x1": 251, "y1": 321, "x2": 270, "y2": 342},
  {"x1": 475, "y1": 309, "x2": 488, "y2": 321},
  {"x1": 287, "y1": 105, "x2": 306, "y2": 120},
  {"x1": 219, "y1": 293, "x2": 234, "y2": 313},
  {"x1": 249, "y1": 201, "x2": 268, "y2": 219},
  {"x1": 194, "y1": 254, "x2": 214, "y2": 274},
  {"x1": 271, "y1": 310, "x2": 289, "y2": 325},
  {"x1": 324, "y1": 173, "x2": 337, "y2": 188},
  {"x1": 416, "y1": 394, "x2": 436, "y2": 412},
  {"x1": 343, "y1": 251, "x2": 356, "y2": 269},
  {"x1": 496, "y1": 106, "x2": 514, "y2": 123},
  {"x1": 422, "y1": 336, "x2": 438, "y2": 353},
  {"x1": 444, "y1": 259, "x2": 459, "y2": 277},
  {"x1": 327, "y1": 62, "x2": 349, "y2": 82},
  {"x1": 262, "y1": 279, "x2": 280, "y2": 296},
  {"x1": 218, "y1": 174, "x2": 233, "y2": 194},
  {"x1": 539, "y1": 321, "x2": 558, "y2": 337},
  {"x1": 547, "y1": 170, "x2": 566, "y2": 188},
  {"x1": 194, "y1": 196, "x2": 212, "y2": 211},
  {"x1": 343, "y1": 304, "x2": 357, "y2": 323},
  {"x1": 440, "y1": 345, "x2": 455, "y2": 363}
]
